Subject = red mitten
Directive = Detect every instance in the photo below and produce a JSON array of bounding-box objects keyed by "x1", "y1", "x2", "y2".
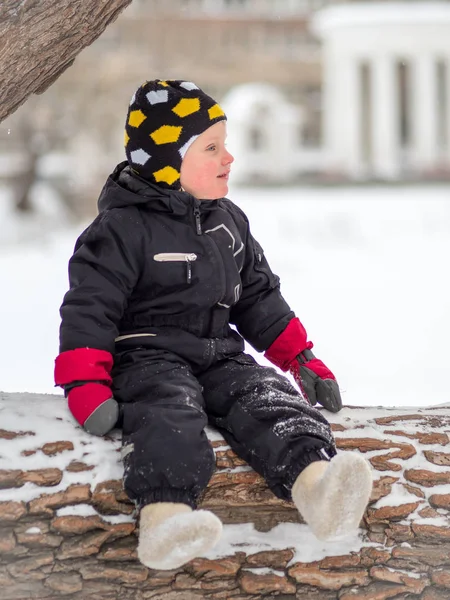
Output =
[
  {"x1": 265, "y1": 318, "x2": 342, "y2": 413},
  {"x1": 54, "y1": 348, "x2": 119, "y2": 435}
]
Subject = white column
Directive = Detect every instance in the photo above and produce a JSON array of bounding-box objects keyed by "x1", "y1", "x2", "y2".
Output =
[
  {"x1": 372, "y1": 54, "x2": 400, "y2": 180},
  {"x1": 340, "y1": 55, "x2": 362, "y2": 178},
  {"x1": 413, "y1": 55, "x2": 439, "y2": 172},
  {"x1": 446, "y1": 58, "x2": 450, "y2": 165},
  {"x1": 322, "y1": 45, "x2": 340, "y2": 172},
  {"x1": 323, "y1": 48, "x2": 361, "y2": 177},
  {"x1": 275, "y1": 106, "x2": 301, "y2": 180}
]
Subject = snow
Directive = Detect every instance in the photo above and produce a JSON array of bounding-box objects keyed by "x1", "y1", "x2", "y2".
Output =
[
  {"x1": 371, "y1": 484, "x2": 419, "y2": 509},
  {"x1": 25, "y1": 527, "x2": 42, "y2": 534},
  {"x1": 2, "y1": 182, "x2": 450, "y2": 409},
  {"x1": 56, "y1": 504, "x2": 135, "y2": 523},
  {"x1": 221, "y1": 465, "x2": 253, "y2": 473},
  {"x1": 203, "y1": 521, "x2": 371, "y2": 565},
  {"x1": 414, "y1": 516, "x2": 449, "y2": 527},
  {"x1": 243, "y1": 567, "x2": 286, "y2": 577},
  {"x1": 56, "y1": 504, "x2": 99, "y2": 517},
  {"x1": 0, "y1": 183, "x2": 72, "y2": 248},
  {"x1": 0, "y1": 392, "x2": 123, "y2": 502},
  {"x1": 101, "y1": 513, "x2": 136, "y2": 524}
]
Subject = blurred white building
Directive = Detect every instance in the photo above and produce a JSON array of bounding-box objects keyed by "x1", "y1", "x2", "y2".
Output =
[
  {"x1": 161, "y1": 0, "x2": 450, "y2": 183},
  {"x1": 313, "y1": 2, "x2": 450, "y2": 180},
  {"x1": 219, "y1": 0, "x2": 450, "y2": 183}
]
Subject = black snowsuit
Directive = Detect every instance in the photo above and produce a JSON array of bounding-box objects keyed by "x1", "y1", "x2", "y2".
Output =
[{"x1": 60, "y1": 162, "x2": 336, "y2": 509}]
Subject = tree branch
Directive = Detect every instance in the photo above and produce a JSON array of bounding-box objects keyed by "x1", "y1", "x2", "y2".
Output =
[{"x1": 0, "y1": 0, "x2": 133, "y2": 122}]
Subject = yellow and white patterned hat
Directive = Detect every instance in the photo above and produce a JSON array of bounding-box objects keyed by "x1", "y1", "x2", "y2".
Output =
[{"x1": 124, "y1": 79, "x2": 226, "y2": 189}]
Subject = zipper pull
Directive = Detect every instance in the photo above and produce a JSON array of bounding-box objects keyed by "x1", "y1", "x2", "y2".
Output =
[
  {"x1": 186, "y1": 256, "x2": 192, "y2": 284},
  {"x1": 193, "y1": 206, "x2": 202, "y2": 235}
]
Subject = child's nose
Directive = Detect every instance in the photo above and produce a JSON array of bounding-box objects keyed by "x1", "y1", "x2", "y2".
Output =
[{"x1": 223, "y1": 150, "x2": 234, "y2": 165}]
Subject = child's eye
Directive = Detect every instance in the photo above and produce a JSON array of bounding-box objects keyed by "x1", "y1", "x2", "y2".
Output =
[{"x1": 206, "y1": 145, "x2": 216, "y2": 151}]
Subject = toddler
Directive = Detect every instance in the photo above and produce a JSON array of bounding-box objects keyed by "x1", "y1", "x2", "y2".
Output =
[{"x1": 55, "y1": 79, "x2": 372, "y2": 570}]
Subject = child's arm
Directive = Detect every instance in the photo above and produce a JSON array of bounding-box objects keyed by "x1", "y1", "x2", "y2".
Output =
[
  {"x1": 229, "y1": 223, "x2": 294, "y2": 351},
  {"x1": 54, "y1": 212, "x2": 142, "y2": 434},
  {"x1": 229, "y1": 205, "x2": 342, "y2": 412}
]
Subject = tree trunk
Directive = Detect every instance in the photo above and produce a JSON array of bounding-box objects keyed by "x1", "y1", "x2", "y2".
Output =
[
  {"x1": 0, "y1": 0, "x2": 133, "y2": 123},
  {"x1": 15, "y1": 151, "x2": 39, "y2": 213}
]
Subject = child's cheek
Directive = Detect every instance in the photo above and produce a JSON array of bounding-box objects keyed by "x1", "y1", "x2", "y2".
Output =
[{"x1": 197, "y1": 161, "x2": 217, "y2": 185}]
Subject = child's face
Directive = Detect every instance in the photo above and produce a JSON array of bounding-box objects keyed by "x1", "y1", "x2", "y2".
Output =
[{"x1": 180, "y1": 121, "x2": 234, "y2": 200}]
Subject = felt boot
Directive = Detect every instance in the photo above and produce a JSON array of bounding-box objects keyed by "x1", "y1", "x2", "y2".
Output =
[
  {"x1": 292, "y1": 453, "x2": 372, "y2": 540},
  {"x1": 137, "y1": 502, "x2": 223, "y2": 570}
]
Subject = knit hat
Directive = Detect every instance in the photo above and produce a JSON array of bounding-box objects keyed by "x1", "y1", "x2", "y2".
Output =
[{"x1": 124, "y1": 79, "x2": 227, "y2": 189}]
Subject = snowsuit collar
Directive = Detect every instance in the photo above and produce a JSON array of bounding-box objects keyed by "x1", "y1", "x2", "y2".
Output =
[{"x1": 97, "y1": 161, "x2": 221, "y2": 216}]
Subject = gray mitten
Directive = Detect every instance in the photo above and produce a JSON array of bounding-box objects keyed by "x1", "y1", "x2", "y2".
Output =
[
  {"x1": 83, "y1": 397, "x2": 119, "y2": 436},
  {"x1": 67, "y1": 383, "x2": 119, "y2": 436},
  {"x1": 292, "y1": 349, "x2": 343, "y2": 413}
]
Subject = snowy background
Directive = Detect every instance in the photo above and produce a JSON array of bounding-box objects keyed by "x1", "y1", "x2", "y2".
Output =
[{"x1": 1, "y1": 181, "x2": 449, "y2": 408}]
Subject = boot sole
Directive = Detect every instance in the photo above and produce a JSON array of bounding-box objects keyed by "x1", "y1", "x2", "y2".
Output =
[
  {"x1": 294, "y1": 453, "x2": 373, "y2": 541},
  {"x1": 138, "y1": 509, "x2": 223, "y2": 570}
]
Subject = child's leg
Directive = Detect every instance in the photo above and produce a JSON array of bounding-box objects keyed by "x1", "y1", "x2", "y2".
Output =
[
  {"x1": 113, "y1": 350, "x2": 221, "y2": 569},
  {"x1": 199, "y1": 353, "x2": 372, "y2": 540}
]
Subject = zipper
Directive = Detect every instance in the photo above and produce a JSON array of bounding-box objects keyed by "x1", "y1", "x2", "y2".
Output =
[
  {"x1": 204, "y1": 233, "x2": 227, "y2": 305},
  {"x1": 153, "y1": 253, "x2": 197, "y2": 262},
  {"x1": 193, "y1": 206, "x2": 202, "y2": 235},
  {"x1": 186, "y1": 259, "x2": 192, "y2": 284},
  {"x1": 153, "y1": 252, "x2": 197, "y2": 284}
]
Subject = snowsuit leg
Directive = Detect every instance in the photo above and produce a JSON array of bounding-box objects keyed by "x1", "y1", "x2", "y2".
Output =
[
  {"x1": 198, "y1": 353, "x2": 337, "y2": 501},
  {"x1": 112, "y1": 348, "x2": 215, "y2": 509}
]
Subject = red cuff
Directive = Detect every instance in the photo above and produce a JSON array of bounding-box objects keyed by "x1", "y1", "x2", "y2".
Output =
[
  {"x1": 290, "y1": 357, "x2": 336, "y2": 382},
  {"x1": 54, "y1": 348, "x2": 113, "y2": 387},
  {"x1": 264, "y1": 317, "x2": 312, "y2": 371}
]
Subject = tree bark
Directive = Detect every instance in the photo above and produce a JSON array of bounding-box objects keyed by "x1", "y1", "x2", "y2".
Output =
[{"x1": 0, "y1": 0, "x2": 133, "y2": 123}]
